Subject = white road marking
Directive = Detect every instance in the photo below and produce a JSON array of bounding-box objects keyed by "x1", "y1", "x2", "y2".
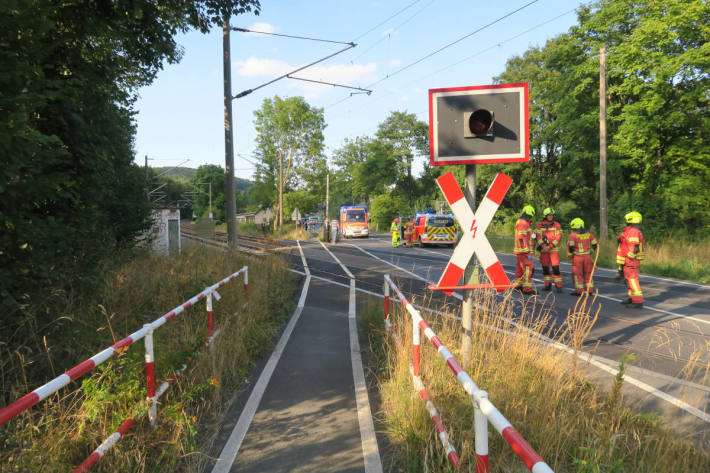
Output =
[
  {"x1": 319, "y1": 240, "x2": 355, "y2": 278},
  {"x1": 211, "y1": 242, "x2": 311, "y2": 473},
  {"x1": 320, "y1": 243, "x2": 383, "y2": 473}
]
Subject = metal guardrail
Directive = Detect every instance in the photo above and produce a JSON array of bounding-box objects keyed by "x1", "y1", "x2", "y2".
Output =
[
  {"x1": 383, "y1": 274, "x2": 554, "y2": 473},
  {"x1": 0, "y1": 267, "x2": 248, "y2": 472}
]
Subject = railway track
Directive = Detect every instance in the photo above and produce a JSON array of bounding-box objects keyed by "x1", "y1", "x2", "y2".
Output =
[{"x1": 180, "y1": 222, "x2": 292, "y2": 255}]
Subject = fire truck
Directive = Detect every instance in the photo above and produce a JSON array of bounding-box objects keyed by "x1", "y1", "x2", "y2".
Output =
[
  {"x1": 339, "y1": 206, "x2": 369, "y2": 238},
  {"x1": 413, "y1": 212, "x2": 458, "y2": 247}
]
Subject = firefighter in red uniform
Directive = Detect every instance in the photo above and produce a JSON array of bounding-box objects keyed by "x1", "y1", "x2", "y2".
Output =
[
  {"x1": 403, "y1": 218, "x2": 415, "y2": 248},
  {"x1": 513, "y1": 205, "x2": 537, "y2": 295},
  {"x1": 617, "y1": 211, "x2": 645, "y2": 308},
  {"x1": 566, "y1": 218, "x2": 598, "y2": 296},
  {"x1": 535, "y1": 207, "x2": 563, "y2": 293}
]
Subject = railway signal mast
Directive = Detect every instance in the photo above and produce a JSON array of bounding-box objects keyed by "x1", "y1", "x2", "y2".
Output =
[{"x1": 428, "y1": 83, "x2": 529, "y2": 361}]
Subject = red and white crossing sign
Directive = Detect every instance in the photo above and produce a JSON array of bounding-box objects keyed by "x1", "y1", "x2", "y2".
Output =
[{"x1": 435, "y1": 171, "x2": 513, "y2": 295}]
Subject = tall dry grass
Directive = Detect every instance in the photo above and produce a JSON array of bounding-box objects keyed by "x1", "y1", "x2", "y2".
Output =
[
  {"x1": 369, "y1": 287, "x2": 710, "y2": 472},
  {"x1": 0, "y1": 243, "x2": 296, "y2": 472}
]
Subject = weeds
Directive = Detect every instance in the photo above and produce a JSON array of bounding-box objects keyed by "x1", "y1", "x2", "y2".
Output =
[
  {"x1": 0, "y1": 243, "x2": 295, "y2": 472},
  {"x1": 369, "y1": 283, "x2": 710, "y2": 472}
]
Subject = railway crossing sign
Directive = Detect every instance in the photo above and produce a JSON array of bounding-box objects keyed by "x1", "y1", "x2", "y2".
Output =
[
  {"x1": 428, "y1": 83, "x2": 529, "y2": 165},
  {"x1": 435, "y1": 171, "x2": 513, "y2": 295}
]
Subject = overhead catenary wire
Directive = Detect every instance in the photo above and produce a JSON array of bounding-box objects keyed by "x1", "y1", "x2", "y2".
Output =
[
  {"x1": 350, "y1": 0, "x2": 424, "y2": 42},
  {"x1": 327, "y1": 0, "x2": 540, "y2": 109}
]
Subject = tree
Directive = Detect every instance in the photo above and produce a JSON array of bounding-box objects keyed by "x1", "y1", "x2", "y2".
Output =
[
  {"x1": 375, "y1": 111, "x2": 429, "y2": 206},
  {"x1": 0, "y1": 0, "x2": 260, "y2": 354},
  {"x1": 252, "y1": 96, "x2": 326, "y2": 230},
  {"x1": 190, "y1": 165, "x2": 228, "y2": 220}
]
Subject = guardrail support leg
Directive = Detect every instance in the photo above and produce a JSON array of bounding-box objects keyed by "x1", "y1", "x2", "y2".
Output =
[
  {"x1": 384, "y1": 276, "x2": 390, "y2": 326},
  {"x1": 206, "y1": 292, "x2": 214, "y2": 337},
  {"x1": 243, "y1": 266, "x2": 249, "y2": 299},
  {"x1": 474, "y1": 391, "x2": 490, "y2": 473},
  {"x1": 412, "y1": 318, "x2": 421, "y2": 378},
  {"x1": 144, "y1": 325, "x2": 157, "y2": 427}
]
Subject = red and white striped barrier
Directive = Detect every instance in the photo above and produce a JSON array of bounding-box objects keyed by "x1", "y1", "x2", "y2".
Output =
[
  {"x1": 0, "y1": 266, "x2": 247, "y2": 428},
  {"x1": 435, "y1": 171, "x2": 512, "y2": 295},
  {"x1": 384, "y1": 274, "x2": 554, "y2": 473}
]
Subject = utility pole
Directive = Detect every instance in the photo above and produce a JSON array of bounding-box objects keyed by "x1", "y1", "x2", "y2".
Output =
[
  {"x1": 208, "y1": 181, "x2": 213, "y2": 220},
  {"x1": 278, "y1": 150, "x2": 284, "y2": 231},
  {"x1": 599, "y1": 46, "x2": 608, "y2": 238},
  {"x1": 325, "y1": 172, "x2": 330, "y2": 241},
  {"x1": 461, "y1": 164, "x2": 477, "y2": 364},
  {"x1": 223, "y1": 17, "x2": 238, "y2": 248},
  {"x1": 326, "y1": 172, "x2": 330, "y2": 221}
]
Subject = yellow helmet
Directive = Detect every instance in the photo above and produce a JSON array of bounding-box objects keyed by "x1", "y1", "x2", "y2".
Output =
[
  {"x1": 522, "y1": 205, "x2": 535, "y2": 217},
  {"x1": 543, "y1": 207, "x2": 555, "y2": 217},
  {"x1": 625, "y1": 211, "x2": 642, "y2": 224},
  {"x1": 570, "y1": 218, "x2": 584, "y2": 229}
]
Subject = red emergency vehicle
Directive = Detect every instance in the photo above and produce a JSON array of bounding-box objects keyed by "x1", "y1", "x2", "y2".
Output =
[
  {"x1": 413, "y1": 213, "x2": 458, "y2": 247},
  {"x1": 339, "y1": 206, "x2": 369, "y2": 238}
]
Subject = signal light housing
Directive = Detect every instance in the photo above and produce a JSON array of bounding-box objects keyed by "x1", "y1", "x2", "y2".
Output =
[{"x1": 464, "y1": 109, "x2": 494, "y2": 138}]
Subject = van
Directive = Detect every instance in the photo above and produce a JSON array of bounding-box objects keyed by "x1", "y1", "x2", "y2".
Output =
[{"x1": 413, "y1": 213, "x2": 457, "y2": 247}]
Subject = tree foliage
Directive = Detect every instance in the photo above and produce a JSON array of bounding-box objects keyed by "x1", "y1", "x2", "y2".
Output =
[{"x1": 0, "y1": 0, "x2": 259, "y2": 325}]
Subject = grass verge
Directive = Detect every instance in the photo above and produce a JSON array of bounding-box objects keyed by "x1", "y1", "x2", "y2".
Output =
[
  {"x1": 366, "y1": 286, "x2": 710, "y2": 472},
  {"x1": 0, "y1": 243, "x2": 296, "y2": 472}
]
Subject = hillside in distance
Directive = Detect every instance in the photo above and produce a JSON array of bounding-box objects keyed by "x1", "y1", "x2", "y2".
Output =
[{"x1": 154, "y1": 167, "x2": 253, "y2": 190}]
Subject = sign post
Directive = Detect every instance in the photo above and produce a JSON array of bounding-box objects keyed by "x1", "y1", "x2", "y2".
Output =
[{"x1": 428, "y1": 82, "x2": 529, "y2": 363}]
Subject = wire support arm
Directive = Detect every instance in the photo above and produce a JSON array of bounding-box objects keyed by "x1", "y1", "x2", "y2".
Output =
[{"x1": 233, "y1": 43, "x2": 356, "y2": 99}]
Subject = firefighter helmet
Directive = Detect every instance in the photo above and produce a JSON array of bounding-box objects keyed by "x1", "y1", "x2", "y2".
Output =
[
  {"x1": 625, "y1": 211, "x2": 642, "y2": 224},
  {"x1": 570, "y1": 218, "x2": 584, "y2": 229},
  {"x1": 543, "y1": 207, "x2": 555, "y2": 217},
  {"x1": 522, "y1": 205, "x2": 535, "y2": 217}
]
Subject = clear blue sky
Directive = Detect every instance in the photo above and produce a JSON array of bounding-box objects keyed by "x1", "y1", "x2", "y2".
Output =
[{"x1": 134, "y1": 0, "x2": 590, "y2": 178}]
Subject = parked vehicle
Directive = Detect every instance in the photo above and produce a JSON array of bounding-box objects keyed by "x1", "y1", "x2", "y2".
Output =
[
  {"x1": 339, "y1": 206, "x2": 369, "y2": 238},
  {"x1": 413, "y1": 212, "x2": 457, "y2": 247}
]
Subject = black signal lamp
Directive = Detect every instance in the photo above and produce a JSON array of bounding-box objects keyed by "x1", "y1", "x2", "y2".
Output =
[{"x1": 467, "y1": 109, "x2": 494, "y2": 136}]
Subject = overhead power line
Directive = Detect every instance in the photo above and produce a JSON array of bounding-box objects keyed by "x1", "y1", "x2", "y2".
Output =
[
  {"x1": 350, "y1": 0, "x2": 423, "y2": 42},
  {"x1": 366, "y1": 0, "x2": 540, "y2": 89},
  {"x1": 327, "y1": 0, "x2": 540, "y2": 109}
]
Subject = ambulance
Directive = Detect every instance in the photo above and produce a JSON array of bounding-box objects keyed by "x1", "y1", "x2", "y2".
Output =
[
  {"x1": 413, "y1": 212, "x2": 458, "y2": 247},
  {"x1": 339, "y1": 206, "x2": 369, "y2": 238}
]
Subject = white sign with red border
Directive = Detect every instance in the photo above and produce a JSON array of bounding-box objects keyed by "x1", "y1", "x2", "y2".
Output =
[
  {"x1": 428, "y1": 83, "x2": 529, "y2": 165},
  {"x1": 435, "y1": 171, "x2": 512, "y2": 294}
]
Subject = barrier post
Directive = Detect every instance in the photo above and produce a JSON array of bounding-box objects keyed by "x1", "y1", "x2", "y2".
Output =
[
  {"x1": 206, "y1": 292, "x2": 214, "y2": 337},
  {"x1": 144, "y1": 325, "x2": 157, "y2": 427},
  {"x1": 384, "y1": 275, "x2": 390, "y2": 324},
  {"x1": 412, "y1": 318, "x2": 421, "y2": 379},
  {"x1": 243, "y1": 266, "x2": 249, "y2": 299},
  {"x1": 474, "y1": 391, "x2": 490, "y2": 473}
]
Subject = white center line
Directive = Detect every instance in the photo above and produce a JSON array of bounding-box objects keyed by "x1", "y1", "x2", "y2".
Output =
[{"x1": 320, "y1": 241, "x2": 383, "y2": 473}]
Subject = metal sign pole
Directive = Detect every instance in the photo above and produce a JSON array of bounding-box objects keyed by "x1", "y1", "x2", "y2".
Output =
[{"x1": 462, "y1": 164, "x2": 477, "y2": 364}]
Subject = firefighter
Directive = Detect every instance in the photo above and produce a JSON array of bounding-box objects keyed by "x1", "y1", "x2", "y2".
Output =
[
  {"x1": 566, "y1": 218, "x2": 598, "y2": 296},
  {"x1": 513, "y1": 205, "x2": 537, "y2": 295},
  {"x1": 404, "y1": 217, "x2": 415, "y2": 248},
  {"x1": 618, "y1": 211, "x2": 645, "y2": 308},
  {"x1": 390, "y1": 217, "x2": 401, "y2": 248},
  {"x1": 534, "y1": 207, "x2": 563, "y2": 293}
]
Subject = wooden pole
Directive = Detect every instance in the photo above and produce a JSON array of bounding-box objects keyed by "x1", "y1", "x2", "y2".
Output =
[
  {"x1": 599, "y1": 46, "x2": 608, "y2": 238},
  {"x1": 223, "y1": 18, "x2": 238, "y2": 247}
]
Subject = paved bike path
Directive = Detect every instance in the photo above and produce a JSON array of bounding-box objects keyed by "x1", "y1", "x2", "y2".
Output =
[{"x1": 209, "y1": 238, "x2": 381, "y2": 473}]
